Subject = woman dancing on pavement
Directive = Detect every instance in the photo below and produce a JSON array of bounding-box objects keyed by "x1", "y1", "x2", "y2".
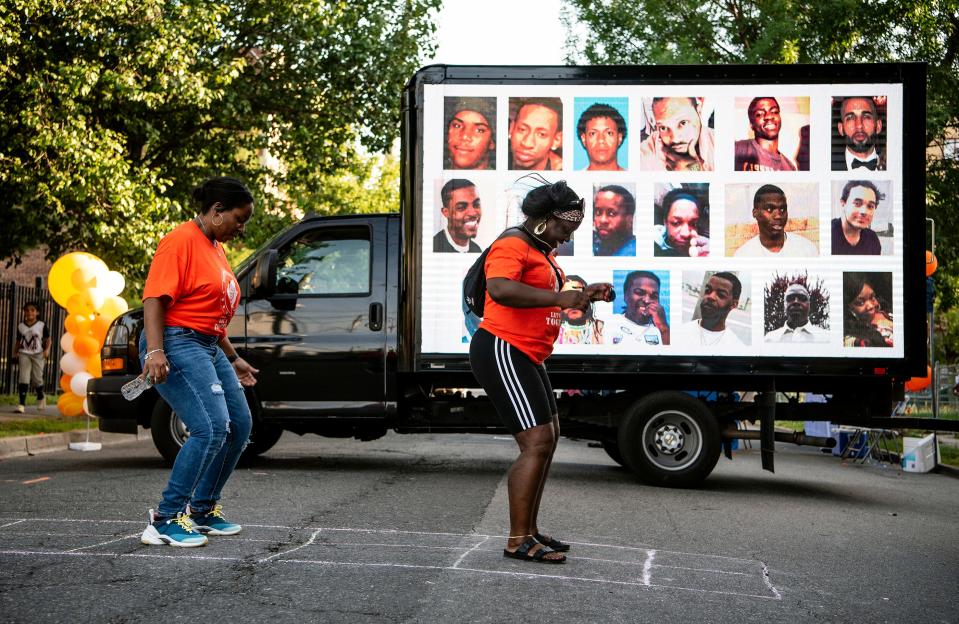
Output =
[
  {"x1": 139, "y1": 177, "x2": 259, "y2": 547},
  {"x1": 469, "y1": 180, "x2": 614, "y2": 563}
]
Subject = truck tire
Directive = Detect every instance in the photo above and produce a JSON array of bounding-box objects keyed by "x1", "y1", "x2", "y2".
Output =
[
  {"x1": 150, "y1": 400, "x2": 188, "y2": 465},
  {"x1": 617, "y1": 391, "x2": 721, "y2": 488},
  {"x1": 149, "y1": 393, "x2": 283, "y2": 465},
  {"x1": 601, "y1": 439, "x2": 625, "y2": 467}
]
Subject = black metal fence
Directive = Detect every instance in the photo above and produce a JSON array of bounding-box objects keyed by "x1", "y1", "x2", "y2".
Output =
[{"x1": 0, "y1": 281, "x2": 66, "y2": 395}]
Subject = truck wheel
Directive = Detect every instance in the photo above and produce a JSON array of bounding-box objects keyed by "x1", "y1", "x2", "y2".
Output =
[
  {"x1": 617, "y1": 391, "x2": 720, "y2": 488},
  {"x1": 243, "y1": 423, "x2": 283, "y2": 458},
  {"x1": 601, "y1": 439, "x2": 625, "y2": 467},
  {"x1": 150, "y1": 400, "x2": 187, "y2": 465},
  {"x1": 150, "y1": 393, "x2": 283, "y2": 465}
]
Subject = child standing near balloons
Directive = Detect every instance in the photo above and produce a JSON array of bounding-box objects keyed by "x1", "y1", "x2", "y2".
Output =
[{"x1": 13, "y1": 302, "x2": 50, "y2": 413}]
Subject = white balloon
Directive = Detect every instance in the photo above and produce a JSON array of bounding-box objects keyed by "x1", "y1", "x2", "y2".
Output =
[
  {"x1": 99, "y1": 271, "x2": 125, "y2": 297},
  {"x1": 87, "y1": 287, "x2": 107, "y2": 312},
  {"x1": 60, "y1": 352, "x2": 87, "y2": 376},
  {"x1": 60, "y1": 332, "x2": 75, "y2": 353},
  {"x1": 70, "y1": 372, "x2": 94, "y2": 396}
]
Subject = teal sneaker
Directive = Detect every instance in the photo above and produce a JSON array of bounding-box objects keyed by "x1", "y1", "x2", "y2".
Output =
[
  {"x1": 190, "y1": 504, "x2": 242, "y2": 536},
  {"x1": 140, "y1": 510, "x2": 208, "y2": 547}
]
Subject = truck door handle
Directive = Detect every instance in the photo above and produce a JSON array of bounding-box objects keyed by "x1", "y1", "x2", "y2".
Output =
[{"x1": 369, "y1": 302, "x2": 383, "y2": 331}]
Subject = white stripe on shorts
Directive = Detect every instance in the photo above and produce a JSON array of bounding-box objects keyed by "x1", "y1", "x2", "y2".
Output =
[{"x1": 494, "y1": 337, "x2": 535, "y2": 430}]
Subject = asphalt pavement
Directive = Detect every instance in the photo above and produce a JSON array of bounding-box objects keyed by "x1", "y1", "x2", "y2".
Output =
[{"x1": 0, "y1": 432, "x2": 956, "y2": 623}]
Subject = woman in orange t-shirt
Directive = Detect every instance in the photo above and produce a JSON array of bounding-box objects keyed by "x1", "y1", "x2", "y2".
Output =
[
  {"x1": 137, "y1": 177, "x2": 259, "y2": 548},
  {"x1": 470, "y1": 181, "x2": 613, "y2": 564}
]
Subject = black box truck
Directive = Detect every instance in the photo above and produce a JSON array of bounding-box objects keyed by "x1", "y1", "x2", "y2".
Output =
[{"x1": 89, "y1": 63, "x2": 945, "y2": 486}]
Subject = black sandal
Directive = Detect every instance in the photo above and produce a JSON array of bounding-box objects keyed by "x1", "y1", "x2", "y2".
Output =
[
  {"x1": 534, "y1": 532, "x2": 571, "y2": 552},
  {"x1": 503, "y1": 537, "x2": 566, "y2": 564}
]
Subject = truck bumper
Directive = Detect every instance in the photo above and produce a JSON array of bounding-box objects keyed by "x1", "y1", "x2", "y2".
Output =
[{"x1": 87, "y1": 375, "x2": 154, "y2": 433}]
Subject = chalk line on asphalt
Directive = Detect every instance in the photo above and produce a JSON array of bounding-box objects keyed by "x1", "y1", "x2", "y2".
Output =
[{"x1": 0, "y1": 519, "x2": 782, "y2": 600}]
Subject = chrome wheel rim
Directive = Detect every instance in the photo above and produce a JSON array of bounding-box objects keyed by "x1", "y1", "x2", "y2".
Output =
[
  {"x1": 170, "y1": 411, "x2": 190, "y2": 447},
  {"x1": 641, "y1": 409, "x2": 703, "y2": 472}
]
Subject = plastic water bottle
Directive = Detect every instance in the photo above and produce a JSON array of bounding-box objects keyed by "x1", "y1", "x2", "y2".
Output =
[{"x1": 121, "y1": 375, "x2": 153, "y2": 401}]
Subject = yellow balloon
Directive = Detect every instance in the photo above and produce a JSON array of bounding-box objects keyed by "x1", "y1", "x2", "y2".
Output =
[
  {"x1": 71, "y1": 265, "x2": 99, "y2": 290},
  {"x1": 66, "y1": 292, "x2": 94, "y2": 316},
  {"x1": 99, "y1": 296, "x2": 129, "y2": 321},
  {"x1": 48, "y1": 252, "x2": 104, "y2": 308},
  {"x1": 49, "y1": 255, "x2": 84, "y2": 308}
]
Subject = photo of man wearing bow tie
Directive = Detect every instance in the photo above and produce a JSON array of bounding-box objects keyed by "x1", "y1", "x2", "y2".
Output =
[{"x1": 831, "y1": 96, "x2": 887, "y2": 171}]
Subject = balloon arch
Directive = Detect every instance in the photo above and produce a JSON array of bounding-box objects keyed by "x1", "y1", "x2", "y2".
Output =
[{"x1": 47, "y1": 252, "x2": 128, "y2": 416}]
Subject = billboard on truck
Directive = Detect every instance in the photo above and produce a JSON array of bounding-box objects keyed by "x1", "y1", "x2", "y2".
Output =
[{"x1": 404, "y1": 64, "x2": 925, "y2": 378}]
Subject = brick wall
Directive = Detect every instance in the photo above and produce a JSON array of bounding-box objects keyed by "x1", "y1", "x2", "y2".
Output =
[{"x1": 0, "y1": 247, "x2": 51, "y2": 288}]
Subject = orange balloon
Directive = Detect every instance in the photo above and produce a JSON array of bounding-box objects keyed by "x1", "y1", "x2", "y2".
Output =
[
  {"x1": 56, "y1": 393, "x2": 73, "y2": 416},
  {"x1": 926, "y1": 251, "x2": 938, "y2": 277},
  {"x1": 64, "y1": 313, "x2": 92, "y2": 336},
  {"x1": 87, "y1": 355, "x2": 102, "y2": 377},
  {"x1": 91, "y1": 316, "x2": 112, "y2": 344},
  {"x1": 62, "y1": 393, "x2": 85, "y2": 417},
  {"x1": 905, "y1": 366, "x2": 932, "y2": 392},
  {"x1": 59, "y1": 374, "x2": 73, "y2": 394},
  {"x1": 73, "y1": 335, "x2": 100, "y2": 358}
]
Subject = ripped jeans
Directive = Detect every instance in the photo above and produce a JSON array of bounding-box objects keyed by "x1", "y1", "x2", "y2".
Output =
[{"x1": 140, "y1": 327, "x2": 252, "y2": 518}]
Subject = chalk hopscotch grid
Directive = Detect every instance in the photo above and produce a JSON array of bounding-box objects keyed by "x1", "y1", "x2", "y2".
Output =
[{"x1": 0, "y1": 518, "x2": 782, "y2": 600}]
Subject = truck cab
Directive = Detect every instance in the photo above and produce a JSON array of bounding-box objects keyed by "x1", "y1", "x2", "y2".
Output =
[{"x1": 89, "y1": 214, "x2": 401, "y2": 460}]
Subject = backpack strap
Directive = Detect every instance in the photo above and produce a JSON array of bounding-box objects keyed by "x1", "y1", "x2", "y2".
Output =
[{"x1": 496, "y1": 226, "x2": 564, "y2": 292}]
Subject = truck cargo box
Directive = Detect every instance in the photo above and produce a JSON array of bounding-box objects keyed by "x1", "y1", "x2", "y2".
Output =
[{"x1": 402, "y1": 63, "x2": 926, "y2": 394}]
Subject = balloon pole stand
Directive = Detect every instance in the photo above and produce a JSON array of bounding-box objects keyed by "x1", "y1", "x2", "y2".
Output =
[{"x1": 69, "y1": 412, "x2": 102, "y2": 452}]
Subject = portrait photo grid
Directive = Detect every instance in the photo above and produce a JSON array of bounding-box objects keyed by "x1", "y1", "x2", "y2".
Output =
[{"x1": 419, "y1": 83, "x2": 904, "y2": 359}]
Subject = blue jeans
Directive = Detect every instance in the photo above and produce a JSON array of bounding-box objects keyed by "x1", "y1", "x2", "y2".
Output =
[{"x1": 140, "y1": 327, "x2": 252, "y2": 518}]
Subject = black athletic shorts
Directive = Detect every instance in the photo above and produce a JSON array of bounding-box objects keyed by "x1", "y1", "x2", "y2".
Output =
[{"x1": 469, "y1": 328, "x2": 556, "y2": 434}]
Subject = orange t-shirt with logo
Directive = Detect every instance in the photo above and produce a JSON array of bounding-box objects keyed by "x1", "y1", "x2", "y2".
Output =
[
  {"x1": 478, "y1": 236, "x2": 565, "y2": 364},
  {"x1": 143, "y1": 221, "x2": 240, "y2": 337}
]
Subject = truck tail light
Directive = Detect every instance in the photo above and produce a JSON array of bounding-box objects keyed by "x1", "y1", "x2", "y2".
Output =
[
  {"x1": 104, "y1": 323, "x2": 129, "y2": 347},
  {"x1": 102, "y1": 357, "x2": 126, "y2": 372}
]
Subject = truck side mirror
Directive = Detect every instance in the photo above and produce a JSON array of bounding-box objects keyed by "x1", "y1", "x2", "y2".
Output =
[{"x1": 250, "y1": 249, "x2": 277, "y2": 299}]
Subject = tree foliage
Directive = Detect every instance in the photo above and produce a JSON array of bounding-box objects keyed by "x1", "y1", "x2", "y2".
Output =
[
  {"x1": 0, "y1": 0, "x2": 438, "y2": 292},
  {"x1": 562, "y1": 0, "x2": 959, "y2": 306}
]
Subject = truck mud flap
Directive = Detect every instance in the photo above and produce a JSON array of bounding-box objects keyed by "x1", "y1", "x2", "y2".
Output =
[{"x1": 759, "y1": 382, "x2": 776, "y2": 473}]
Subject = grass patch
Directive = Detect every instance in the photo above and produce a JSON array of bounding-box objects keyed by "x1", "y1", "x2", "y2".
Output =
[
  {"x1": 902, "y1": 409, "x2": 959, "y2": 421},
  {"x1": 0, "y1": 418, "x2": 93, "y2": 438},
  {"x1": 0, "y1": 393, "x2": 57, "y2": 407},
  {"x1": 775, "y1": 421, "x2": 959, "y2": 467},
  {"x1": 941, "y1": 445, "x2": 959, "y2": 466}
]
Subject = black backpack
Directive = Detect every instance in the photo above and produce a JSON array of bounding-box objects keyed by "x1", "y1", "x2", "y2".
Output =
[{"x1": 462, "y1": 227, "x2": 557, "y2": 318}]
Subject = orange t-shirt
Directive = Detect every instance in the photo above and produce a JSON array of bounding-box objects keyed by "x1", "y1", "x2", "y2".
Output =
[
  {"x1": 143, "y1": 221, "x2": 240, "y2": 337},
  {"x1": 478, "y1": 236, "x2": 565, "y2": 364}
]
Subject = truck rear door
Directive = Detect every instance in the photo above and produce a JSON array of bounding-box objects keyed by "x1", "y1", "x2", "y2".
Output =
[{"x1": 244, "y1": 217, "x2": 388, "y2": 417}]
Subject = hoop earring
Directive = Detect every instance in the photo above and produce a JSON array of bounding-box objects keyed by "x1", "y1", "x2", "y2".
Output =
[
  {"x1": 211, "y1": 213, "x2": 224, "y2": 227},
  {"x1": 533, "y1": 220, "x2": 548, "y2": 235}
]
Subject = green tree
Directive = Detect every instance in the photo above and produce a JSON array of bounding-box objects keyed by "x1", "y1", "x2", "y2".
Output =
[
  {"x1": 563, "y1": 0, "x2": 959, "y2": 307},
  {"x1": 0, "y1": 0, "x2": 438, "y2": 292}
]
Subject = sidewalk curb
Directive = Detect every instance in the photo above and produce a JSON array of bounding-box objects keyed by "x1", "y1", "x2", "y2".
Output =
[{"x1": 0, "y1": 427, "x2": 150, "y2": 460}]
